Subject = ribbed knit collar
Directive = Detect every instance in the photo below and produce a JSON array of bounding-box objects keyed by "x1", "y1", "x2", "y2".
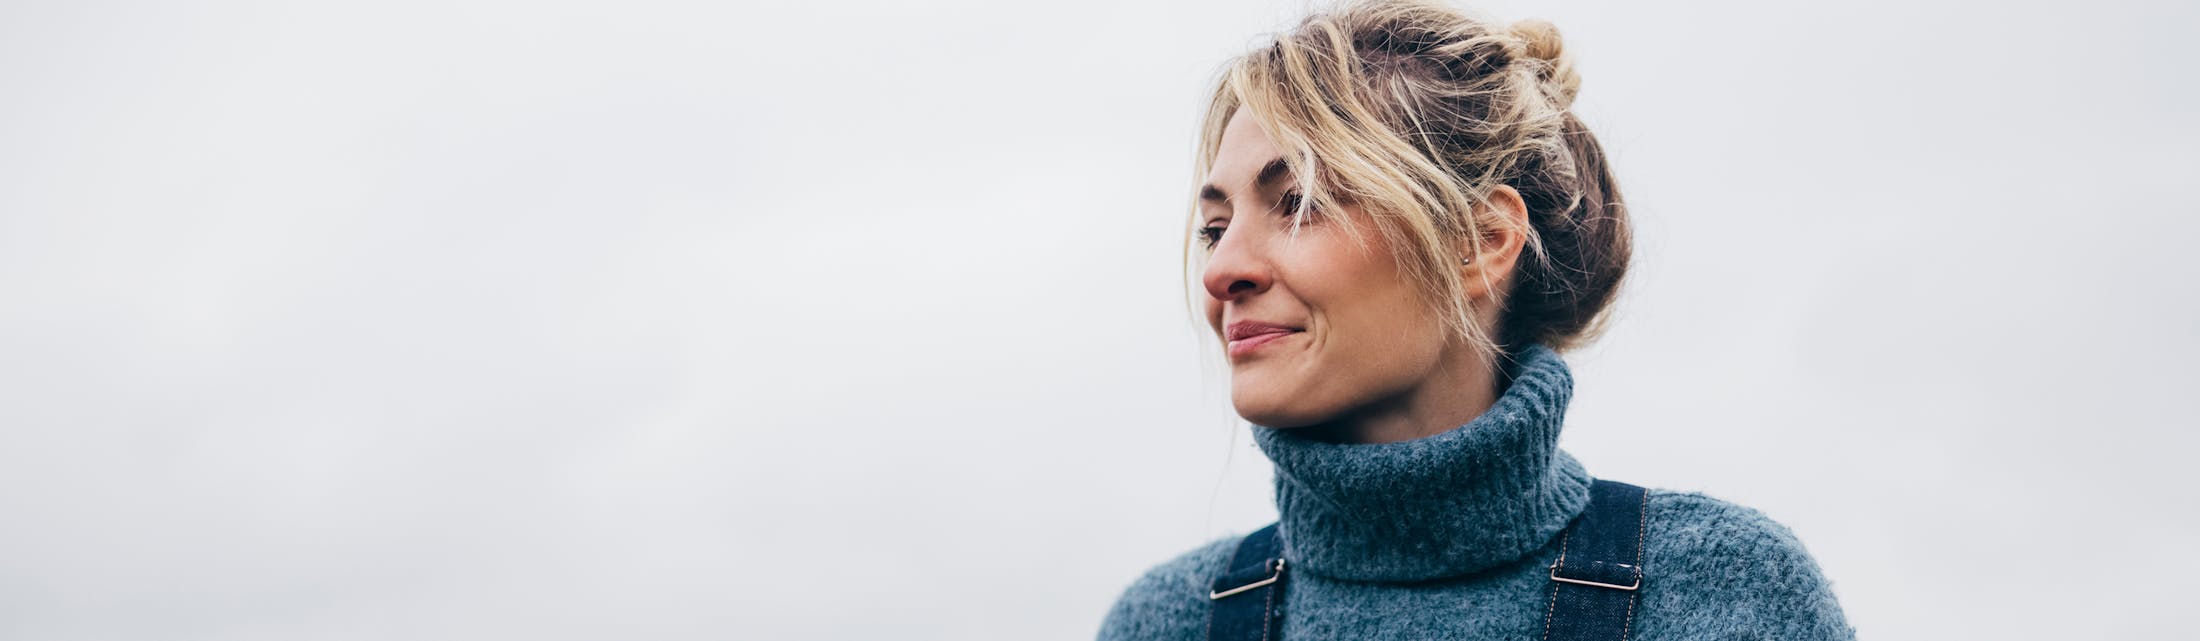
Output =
[{"x1": 1250, "y1": 342, "x2": 1594, "y2": 583}]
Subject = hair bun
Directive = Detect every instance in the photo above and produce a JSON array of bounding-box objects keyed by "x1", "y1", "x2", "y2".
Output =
[{"x1": 1508, "y1": 19, "x2": 1579, "y2": 109}]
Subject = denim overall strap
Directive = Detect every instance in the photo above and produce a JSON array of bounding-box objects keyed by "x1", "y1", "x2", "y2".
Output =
[
  {"x1": 1206, "y1": 522, "x2": 1286, "y2": 641},
  {"x1": 1543, "y1": 478, "x2": 1650, "y2": 641}
]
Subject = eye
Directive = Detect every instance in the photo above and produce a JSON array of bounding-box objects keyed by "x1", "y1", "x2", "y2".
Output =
[
  {"x1": 1279, "y1": 190, "x2": 1315, "y2": 217},
  {"x1": 1198, "y1": 190, "x2": 1314, "y2": 251},
  {"x1": 1196, "y1": 224, "x2": 1225, "y2": 251}
]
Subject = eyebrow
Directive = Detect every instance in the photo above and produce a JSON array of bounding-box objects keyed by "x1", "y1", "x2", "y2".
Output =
[{"x1": 1198, "y1": 156, "x2": 1294, "y2": 206}]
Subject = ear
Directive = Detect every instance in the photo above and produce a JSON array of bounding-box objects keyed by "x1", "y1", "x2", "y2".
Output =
[{"x1": 1460, "y1": 184, "x2": 1530, "y2": 301}]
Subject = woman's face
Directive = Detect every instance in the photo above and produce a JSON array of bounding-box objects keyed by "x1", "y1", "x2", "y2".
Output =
[{"x1": 1199, "y1": 111, "x2": 1465, "y2": 436}]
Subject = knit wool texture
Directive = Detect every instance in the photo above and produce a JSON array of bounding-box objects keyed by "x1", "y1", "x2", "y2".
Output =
[{"x1": 1097, "y1": 343, "x2": 1857, "y2": 640}]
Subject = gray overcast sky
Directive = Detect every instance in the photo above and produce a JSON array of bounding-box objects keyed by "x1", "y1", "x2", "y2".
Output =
[{"x1": 2, "y1": 0, "x2": 2194, "y2": 638}]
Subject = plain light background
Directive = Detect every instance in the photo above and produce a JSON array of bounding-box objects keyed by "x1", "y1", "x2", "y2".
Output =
[{"x1": 2, "y1": 0, "x2": 2194, "y2": 638}]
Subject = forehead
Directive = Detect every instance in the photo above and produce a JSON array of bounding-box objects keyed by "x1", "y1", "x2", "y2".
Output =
[{"x1": 1210, "y1": 111, "x2": 1282, "y2": 180}]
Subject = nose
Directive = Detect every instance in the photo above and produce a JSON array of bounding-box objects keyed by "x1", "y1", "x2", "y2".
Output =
[{"x1": 1201, "y1": 224, "x2": 1271, "y2": 302}]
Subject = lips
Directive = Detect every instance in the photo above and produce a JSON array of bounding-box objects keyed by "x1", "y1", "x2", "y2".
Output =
[
  {"x1": 1227, "y1": 329, "x2": 1299, "y2": 358},
  {"x1": 1225, "y1": 320, "x2": 1302, "y2": 342},
  {"x1": 1224, "y1": 320, "x2": 1303, "y2": 358}
]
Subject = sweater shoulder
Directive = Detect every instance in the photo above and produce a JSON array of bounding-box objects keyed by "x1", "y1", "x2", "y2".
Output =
[
  {"x1": 1636, "y1": 488, "x2": 1857, "y2": 640},
  {"x1": 1643, "y1": 489, "x2": 1817, "y2": 561},
  {"x1": 1094, "y1": 532, "x2": 1241, "y2": 641}
]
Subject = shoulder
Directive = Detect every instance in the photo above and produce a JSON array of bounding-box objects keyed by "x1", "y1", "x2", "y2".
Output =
[
  {"x1": 1095, "y1": 533, "x2": 1241, "y2": 641},
  {"x1": 1635, "y1": 488, "x2": 1857, "y2": 640},
  {"x1": 1644, "y1": 489, "x2": 1816, "y2": 562}
]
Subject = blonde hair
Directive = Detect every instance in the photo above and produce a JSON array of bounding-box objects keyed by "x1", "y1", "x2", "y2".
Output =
[{"x1": 1183, "y1": 0, "x2": 1632, "y2": 363}]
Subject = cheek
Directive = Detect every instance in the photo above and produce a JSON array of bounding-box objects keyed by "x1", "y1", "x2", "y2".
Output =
[
  {"x1": 1290, "y1": 238, "x2": 1393, "y2": 322},
  {"x1": 1290, "y1": 234, "x2": 1432, "y2": 356}
]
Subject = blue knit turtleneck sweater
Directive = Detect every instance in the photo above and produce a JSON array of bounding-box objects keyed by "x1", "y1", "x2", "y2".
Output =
[{"x1": 1097, "y1": 343, "x2": 1856, "y2": 640}]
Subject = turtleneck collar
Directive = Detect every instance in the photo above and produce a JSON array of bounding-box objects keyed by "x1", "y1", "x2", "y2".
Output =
[{"x1": 1250, "y1": 342, "x2": 1593, "y2": 583}]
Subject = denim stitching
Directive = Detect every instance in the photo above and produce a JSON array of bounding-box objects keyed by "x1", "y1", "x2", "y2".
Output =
[
  {"x1": 1542, "y1": 529, "x2": 1569, "y2": 641},
  {"x1": 1618, "y1": 487, "x2": 1649, "y2": 641},
  {"x1": 1267, "y1": 559, "x2": 1284, "y2": 641}
]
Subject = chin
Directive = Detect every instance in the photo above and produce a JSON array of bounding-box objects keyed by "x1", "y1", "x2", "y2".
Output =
[{"x1": 1230, "y1": 390, "x2": 1330, "y2": 429}]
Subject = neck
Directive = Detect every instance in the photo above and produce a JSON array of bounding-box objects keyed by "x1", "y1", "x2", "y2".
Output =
[
  {"x1": 1299, "y1": 342, "x2": 1502, "y2": 445},
  {"x1": 1250, "y1": 341, "x2": 1592, "y2": 582}
]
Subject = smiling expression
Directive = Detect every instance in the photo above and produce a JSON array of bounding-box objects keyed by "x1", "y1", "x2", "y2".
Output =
[{"x1": 1197, "y1": 110, "x2": 1468, "y2": 434}]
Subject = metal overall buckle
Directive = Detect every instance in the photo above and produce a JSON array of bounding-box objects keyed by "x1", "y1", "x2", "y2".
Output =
[{"x1": 1209, "y1": 558, "x2": 1286, "y2": 600}]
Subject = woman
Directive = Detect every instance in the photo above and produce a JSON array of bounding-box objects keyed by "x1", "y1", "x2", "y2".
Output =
[{"x1": 1097, "y1": 1, "x2": 1856, "y2": 639}]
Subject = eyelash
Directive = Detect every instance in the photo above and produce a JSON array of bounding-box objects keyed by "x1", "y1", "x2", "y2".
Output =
[{"x1": 1197, "y1": 191, "x2": 1313, "y2": 250}]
